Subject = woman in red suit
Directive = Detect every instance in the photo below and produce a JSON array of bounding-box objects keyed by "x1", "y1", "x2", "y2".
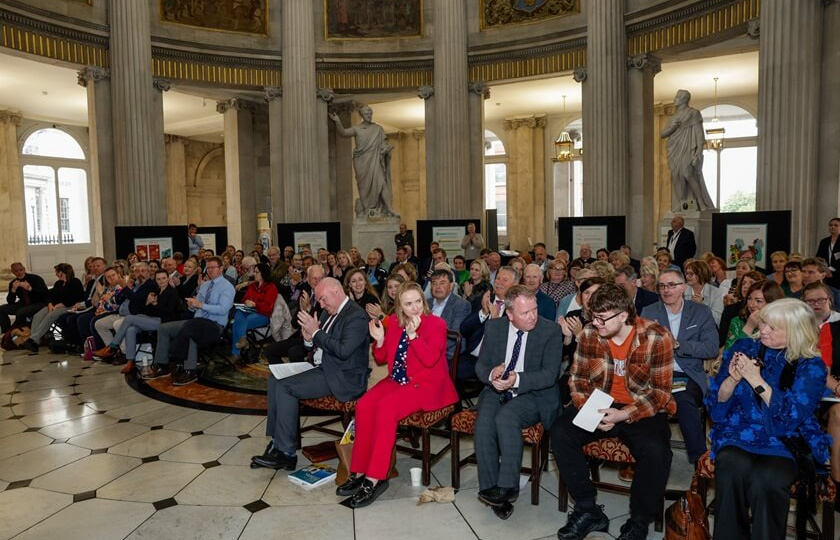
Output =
[{"x1": 336, "y1": 281, "x2": 458, "y2": 508}]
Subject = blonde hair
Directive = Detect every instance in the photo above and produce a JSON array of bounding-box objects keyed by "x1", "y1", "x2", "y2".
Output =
[
  {"x1": 758, "y1": 298, "x2": 820, "y2": 362},
  {"x1": 587, "y1": 261, "x2": 616, "y2": 283},
  {"x1": 394, "y1": 281, "x2": 430, "y2": 327}
]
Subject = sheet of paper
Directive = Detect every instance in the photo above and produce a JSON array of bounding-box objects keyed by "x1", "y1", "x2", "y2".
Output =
[
  {"x1": 269, "y1": 362, "x2": 315, "y2": 380},
  {"x1": 572, "y1": 388, "x2": 615, "y2": 432}
]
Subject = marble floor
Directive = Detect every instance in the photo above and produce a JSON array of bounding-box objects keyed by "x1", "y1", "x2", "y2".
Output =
[{"x1": 0, "y1": 348, "x2": 831, "y2": 540}]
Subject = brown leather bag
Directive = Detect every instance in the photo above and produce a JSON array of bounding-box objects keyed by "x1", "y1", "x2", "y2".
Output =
[
  {"x1": 665, "y1": 477, "x2": 711, "y2": 540},
  {"x1": 335, "y1": 442, "x2": 398, "y2": 485}
]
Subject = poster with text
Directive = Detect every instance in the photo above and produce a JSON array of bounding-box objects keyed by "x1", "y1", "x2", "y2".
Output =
[
  {"x1": 134, "y1": 237, "x2": 173, "y2": 262},
  {"x1": 294, "y1": 231, "x2": 328, "y2": 254},
  {"x1": 725, "y1": 224, "x2": 767, "y2": 268},
  {"x1": 432, "y1": 226, "x2": 466, "y2": 258},
  {"x1": 572, "y1": 226, "x2": 608, "y2": 257},
  {"x1": 197, "y1": 233, "x2": 217, "y2": 254}
]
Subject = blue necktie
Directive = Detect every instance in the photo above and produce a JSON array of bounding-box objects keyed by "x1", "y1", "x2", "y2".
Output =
[
  {"x1": 500, "y1": 330, "x2": 524, "y2": 404},
  {"x1": 202, "y1": 280, "x2": 214, "y2": 304},
  {"x1": 391, "y1": 329, "x2": 410, "y2": 385}
]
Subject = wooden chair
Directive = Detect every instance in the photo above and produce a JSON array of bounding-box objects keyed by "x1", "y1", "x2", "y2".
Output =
[
  {"x1": 449, "y1": 408, "x2": 549, "y2": 504},
  {"x1": 394, "y1": 330, "x2": 462, "y2": 486},
  {"x1": 695, "y1": 450, "x2": 836, "y2": 540},
  {"x1": 557, "y1": 437, "x2": 665, "y2": 532},
  {"x1": 299, "y1": 395, "x2": 357, "y2": 443}
]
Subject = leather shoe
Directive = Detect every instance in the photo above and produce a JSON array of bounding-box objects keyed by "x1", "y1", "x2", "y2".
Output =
[
  {"x1": 349, "y1": 479, "x2": 389, "y2": 508},
  {"x1": 140, "y1": 363, "x2": 171, "y2": 381},
  {"x1": 172, "y1": 369, "x2": 198, "y2": 386},
  {"x1": 557, "y1": 505, "x2": 609, "y2": 540},
  {"x1": 336, "y1": 474, "x2": 366, "y2": 497},
  {"x1": 616, "y1": 519, "x2": 649, "y2": 540},
  {"x1": 478, "y1": 486, "x2": 519, "y2": 507},
  {"x1": 251, "y1": 448, "x2": 298, "y2": 471}
]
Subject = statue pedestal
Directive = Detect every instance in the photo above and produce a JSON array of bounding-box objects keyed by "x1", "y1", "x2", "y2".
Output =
[
  {"x1": 658, "y1": 210, "x2": 716, "y2": 257},
  {"x1": 352, "y1": 217, "x2": 400, "y2": 261}
]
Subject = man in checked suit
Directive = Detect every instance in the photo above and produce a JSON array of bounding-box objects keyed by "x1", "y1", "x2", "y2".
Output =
[
  {"x1": 474, "y1": 285, "x2": 563, "y2": 509},
  {"x1": 252, "y1": 277, "x2": 370, "y2": 470}
]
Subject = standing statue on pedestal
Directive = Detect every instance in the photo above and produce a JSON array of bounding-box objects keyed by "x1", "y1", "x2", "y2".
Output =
[
  {"x1": 661, "y1": 90, "x2": 716, "y2": 212},
  {"x1": 330, "y1": 105, "x2": 397, "y2": 218}
]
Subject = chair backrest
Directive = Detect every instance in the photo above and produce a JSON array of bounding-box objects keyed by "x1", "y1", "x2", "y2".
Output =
[{"x1": 446, "y1": 329, "x2": 461, "y2": 383}]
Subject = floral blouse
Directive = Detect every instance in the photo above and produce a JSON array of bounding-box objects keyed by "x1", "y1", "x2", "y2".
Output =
[{"x1": 706, "y1": 338, "x2": 830, "y2": 465}]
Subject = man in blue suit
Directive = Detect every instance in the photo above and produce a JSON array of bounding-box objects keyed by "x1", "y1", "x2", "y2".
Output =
[
  {"x1": 523, "y1": 264, "x2": 557, "y2": 322},
  {"x1": 428, "y1": 269, "x2": 471, "y2": 360},
  {"x1": 614, "y1": 266, "x2": 658, "y2": 315},
  {"x1": 641, "y1": 269, "x2": 718, "y2": 463}
]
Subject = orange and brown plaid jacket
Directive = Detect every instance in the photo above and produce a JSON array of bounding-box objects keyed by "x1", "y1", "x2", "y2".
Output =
[{"x1": 570, "y1": 317, "x2": 677, "y2": 423}]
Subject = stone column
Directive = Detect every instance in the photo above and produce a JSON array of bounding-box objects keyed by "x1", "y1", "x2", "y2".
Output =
[
  {"x1": 316, "y1": 88, "x2": 335, "y2": 220},
  {"x1": 583, "y1": 0, "x2": 628, "y2": 217},
  {"x1": 218, "y1": 99, "x2": 256, "y2": 249},
  {"x1": 109, "y1": 0, "x2": 166, "y2": 225},
  {"x1": 817, "y1": 0, "x2": 840, "y2": 229},
  {"x1": 468, "y1": 82, "x2": 489, "y2": 223},
  {"x1": 626, "y1": 54, "x2": 660, "y2": 254},
  {"x1": 264, "y1": 86, "x2": 283, "y2": 235},
  {"x1": 429, "y1": 0, "x2": 470, "y2": 219},
  {"x1": 504, "y1": 116, "x2": 547, "y2": 251},
  {"x1": 0, "y1": 111, "x2": 27, "y2": 276},
  {"x1": 281, "y1": 0, "x2": 322, "y2": 222},
  {"x1": 418, "y1": 86, "x2": 435, "y2": 208},
  {"x1": 756, "y1": 0, "x2": 823, "y2": 252},
  {"x1": 78, "y1": 66, "x2": 115, "y2": 261},
  {"x1": 330, "y1": 101, "x2": 355, "y2": 246},
  {"x1": 165, "y1": 135, "x2": 188, "y2": 226},
  {"x1": 573, "y1": 67, "x2": 591, "y2": 213}
]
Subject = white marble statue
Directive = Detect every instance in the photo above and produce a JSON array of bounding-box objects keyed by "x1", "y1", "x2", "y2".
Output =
[
  {"x1": 661, "y1": 89, "x2": 716, "y2": 211},
  {"x1": 330, "y1": 105, "x2": 397, "y2": 218}
]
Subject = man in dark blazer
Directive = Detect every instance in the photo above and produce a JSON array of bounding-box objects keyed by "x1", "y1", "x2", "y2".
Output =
[
  {"x1": 641, "y1": 269, "x2": 718, "y2": 464},
  {"x1": 614, "y1": 266, "x2": 658, "y2": 315},
  {"x1": 816, "y1": 217, "x2": 840, "y2": 288},
  {"x1": 474, "y1": 285, "x2": 563, "y2": 508},
  {"x1": 0, "y1": 262, "x2": 48, "y2": 332},
  {"x1": 428, "y1": 269, "x2": 471, "y2": 359},
  {"x1": 665, "y1": 215, "x2": 696, "y2": 269},
  {"x1": 252, "y1": 278, "x2": 370, "y2": 470}
]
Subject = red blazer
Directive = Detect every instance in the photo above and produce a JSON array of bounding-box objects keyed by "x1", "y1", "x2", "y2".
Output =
[
  {"x1": 243, "y1": 281, "x2": 278, "y2": 317},
  {"x1": 373, "y1": 313, "x2": 458, "y2": 411}
]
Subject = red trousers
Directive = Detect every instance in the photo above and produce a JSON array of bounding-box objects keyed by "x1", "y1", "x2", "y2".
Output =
[{"x1": 350, "y1": 378, "x2": 429, "y2": 480}]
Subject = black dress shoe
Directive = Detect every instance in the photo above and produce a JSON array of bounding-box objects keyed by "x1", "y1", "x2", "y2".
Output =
[
  {"x1": 557, "y1": 505, "x2": 609, "y2": 540},
  {"x1": 336, "y1": 474, "x2": 366, "y2": 497},
  {"x1": 251, "y1": 449, "x2": 298, "y2": 471},
  {"x1": 348, "y1": 479, "x2": 389, "y2": 509},
  {"x1": 478, "y1": 486, "x2": 519, "y2": 507},
  {"x1": 21, "y1": 339, "x2": 38, "y2": 353}
]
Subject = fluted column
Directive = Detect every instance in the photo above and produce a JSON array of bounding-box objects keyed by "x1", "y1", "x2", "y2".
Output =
[
  {"x1": 468, "y1": 82, "x2": 490, "y2": 223},
  {"x1": 281, "y1": 0, "x2": 322, "y2": 222},
  {"x1": 757, "y1": 0, "x2": 823, "y2": 252},
  {"x1": 0, "y1": 111, "x2": 26, "y2": 275},
  {"x1": 504, "y1": 116, "x2": 547, "y2": 251},
  {"x1": 583, "y1": 0, "x2": 628, "y2": 217},
  {"x1": 109, "y1": 1, "x2": 166, "y2": 225},
  {"x1": 626, "y1": 54, "x2": 660, "y2": 254},
  {"x1": 165, "y1": 135, "x2": 188, "y2": 226},
  {"x1": 429, "y1": 0, "x2": 470, "y2": 219},
  {"x1": 218, "y1": 99, "x2": 257, "y2": 249},
  {"x1": 316, "y1": 88, "x2": 335, "y2": 220},
  {"x1": 418, "y1": 86, "x2": 435, "y2": 207},
  {"x1": 78, "y1": 66, "x2": 115, "y2": 260},
  {"x1": 330, "y1": 101, "x2": 355, "y2": 245},
  {"x1": 265, "y1": 86, "x2": 284, "y2": 232},
  {"x1": 817, "y1": 0, "x2": 840, "y2": 230}
]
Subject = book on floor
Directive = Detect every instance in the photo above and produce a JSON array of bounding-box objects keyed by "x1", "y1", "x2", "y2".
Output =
[{"x1": 288, "y1": 463, "x2": 337, "y2": 490}]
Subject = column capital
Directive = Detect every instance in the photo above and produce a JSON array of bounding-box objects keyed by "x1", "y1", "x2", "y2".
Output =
[
  {"x1": 626, "y1": 54, "x2": 661, "y2": 75},
  {"x1": 654, "y1": 102, "x2": 678, "y2": 116},
  {"x1": 417, "y1": 85, "x2": 435, "y2": 100},
  {"x1": 468, "y1": 81, "x2": 491, "y2": 99},
  {"x1": 317, "y1": 87, "x2": 335, "y2": 103},
  {"x1": 329, "y1": 100, "x2": 355, "y2": 116},
  {"x1": 573, "y1": 67, "x2": 588, "y2": 83},
  {"x1": 0, "y1": 110, "x2": 22, "y2": 125},
  {"x1": 153, "y1": 78, "x2": 172, "y2": 92},
  {"x1": 76, "y1": 66, "x2": 110, "y2": 87},
  {"x1": 263, "y1": 86, "x2": 282, "y2": 102},
  {"x1": 746, "y1": 18, "x2": 760, "y2": 39},
  {"x1": 411, "y1": 129, "x2": 425, "y2": 140},
  {"x1": 164, "y1": 134, "x2": 190, "y2": 145},
  {"x1": 503, "y1": 116, "x2": 547, "y2": 130},
  {"x1": 386, "y1": 131, "x2": 405, "y2": 141},
  {"x1": 216, "y1": 98, "x2": 256, "y2": 114}
]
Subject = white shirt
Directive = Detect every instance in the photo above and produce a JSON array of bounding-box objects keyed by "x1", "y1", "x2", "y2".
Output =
[
  {"x1": 307, "y1": 296, "x2": 349, "y2": 364},
  {"x1": 487, "y1": 323, "x2": 529, "y2": 395},
  {"x1": 471, "y1": 300, "x2": 506, "y2": 356},
  {"x1": 666, "y1": 305, "x2": 684, "y2": 373}
]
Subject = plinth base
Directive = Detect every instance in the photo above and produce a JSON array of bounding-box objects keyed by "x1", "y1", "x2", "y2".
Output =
[{"x1": 352, "y1": 217, "x2": 400, "y2": 260}]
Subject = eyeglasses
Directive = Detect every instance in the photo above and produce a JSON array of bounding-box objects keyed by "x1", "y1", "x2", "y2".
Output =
[
  {"x1": 684, "y1": 271, "x2": 695, "y2": 277},
  {"x1": 592, "y1": 312, "x2": 623, "y2": 325},
  {"x1": 805, "y1": 297, "x2": 829, "y2": 306},
  {"x1": 657, "y1": 282, "x2": 685, "y2": 290}
]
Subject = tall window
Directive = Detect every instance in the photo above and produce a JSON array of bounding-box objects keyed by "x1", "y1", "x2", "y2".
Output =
[
  {"x1": 21, "y1": 128, "x2": 90, "y2": 245},
  {"x1": 700, "y1": 105, "x2": 757, "y2": 212},
  {"x1": 484, "y1": 130, "x2": 507, "y2": 238}
]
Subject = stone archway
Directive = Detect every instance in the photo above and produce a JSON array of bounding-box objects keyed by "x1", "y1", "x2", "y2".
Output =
[{"x1": 188, "y1": 147, "x2": 226, "y2": 226}]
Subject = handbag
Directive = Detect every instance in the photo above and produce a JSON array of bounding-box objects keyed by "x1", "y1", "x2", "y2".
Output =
[
  {"x1": 664, "y1": 477, "x2": 710, "y2": 540},
  {"x1": 334, "y1": 441, "x2": 399, "y2": 485}
]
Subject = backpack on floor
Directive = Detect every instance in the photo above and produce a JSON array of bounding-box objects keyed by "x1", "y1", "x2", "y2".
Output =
[{"x1": 1, "y1": 326, "x2": 30, "y2": 350}]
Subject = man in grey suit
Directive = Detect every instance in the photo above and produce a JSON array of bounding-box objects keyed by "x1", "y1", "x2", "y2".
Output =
[
  {"x1": 428, "y1": 269, "x2": 471, "y2": 359},
  {"x1": 474, "y1": 285, "x2": 563, "y2": 508},
  {"x1": 252, "y1": 278, "x2": 370, "y2": 470},
  {"x1": 641, "y1": 269, "x2": 718, "y2": 463}
]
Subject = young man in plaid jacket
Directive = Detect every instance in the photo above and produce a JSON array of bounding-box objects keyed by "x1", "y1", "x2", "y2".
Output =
[{"x1": 551, "y1": 284, "x2": 676, "y2": 540}]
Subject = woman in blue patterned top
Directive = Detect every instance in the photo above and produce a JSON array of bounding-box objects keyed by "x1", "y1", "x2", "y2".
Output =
[{"x1": 706, "y1": 298, "x2": 830, "y2": 540}]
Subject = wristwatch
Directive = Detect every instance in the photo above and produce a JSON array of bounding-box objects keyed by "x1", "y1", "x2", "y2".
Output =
[{"x1": 753, "y1": 384, "x2": 766, "y2": 395}]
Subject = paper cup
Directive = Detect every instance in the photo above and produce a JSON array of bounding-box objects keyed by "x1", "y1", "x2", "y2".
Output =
[{"x1": 409, "y1": 467, "x2": 422, "y2": 486}]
